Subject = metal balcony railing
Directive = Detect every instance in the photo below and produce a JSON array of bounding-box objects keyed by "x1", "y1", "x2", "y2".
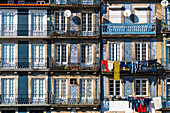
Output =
[
  {"x1": 0, "y1": 58, "x2": 47, "y2": 69},
  {"x1": 160, "y1": 58, "x2": 170, "y2": 70},
  {"x1": 51, "y1": 95, "x2": 100, "y2": 105},
  {"x1": 0, "y1": 94, "x2": 49, "y2": 105},
  {"x1": 102, "y1": 23, "x2": 156, "y2": 35},
  {"x1": 51, "y1": 0, "x2": 99, "y2": 5},
  {"x1": 0, "y1": 24, "x2": 50, "y2": 36},
  {"x1": 51, "y1": 24, "x2": 99, "y2": 37},
  {"x1": 49, "y1": 57, "x2": 100, "y2": 71}
]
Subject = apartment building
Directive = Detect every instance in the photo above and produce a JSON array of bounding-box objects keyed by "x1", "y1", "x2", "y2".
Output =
[{"x1": 101, "y1": 0, "x2": 164, "y2": 112}]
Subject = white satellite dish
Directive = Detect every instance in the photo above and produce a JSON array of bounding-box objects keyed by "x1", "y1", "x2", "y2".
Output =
[
  {"x1": 124, "y1": 9, "x2": 131, "y2": 17},
  {"x1": 161, "y1": 0, "x2": 169, "y2": 7},
  {"x1": 64, "y1": 10, "x2": 71, "y2": 18}
]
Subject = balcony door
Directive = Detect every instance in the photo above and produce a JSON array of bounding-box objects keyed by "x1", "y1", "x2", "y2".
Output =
[
  {"x1": 2, "y1": 44, "x2": 15, "y2": 68},
  {"x1": 81, "y1": 13, "x2": 93, "y2": 36},
  {"x1": 167, "y1": 79, "x2": 170, "y2": 107},
  {"x1": 32, "y1": 79, "x2": 45, "y2": 104},
  {"x1": 80, "y1": 79, "x2": 93, "y2": 104},
  {"x1": 55, "y1": 12, "x2": 67, "y2": 33},
  {"x1": 32, "y1": 45, "x2": 45, "y2": 68},
  {"x1": 134, "y1": 8, "x2": 147, "y2": 23},
  {"x1": 1, "y1": 79, "x2": 15, "y2": 104}
]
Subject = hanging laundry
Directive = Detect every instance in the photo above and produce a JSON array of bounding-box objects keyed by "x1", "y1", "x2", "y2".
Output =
[
  {"x1": 102, "y1": 60, "x2": 109, "y2": 72},
  {"x1": 114, "y1": 61, "x2": 120, "y2": 81},
  {"x1": 153, "y1": 97, "x2": 162, "y2": 110},
  {"x1": 108, "y1": 61, "x2": 114, "y2": 71},
  {"x1": 148, "y1": 60, "x2": 155, "y2": 66},
  {"x1": 131, "y1": 62, "x2": 133, "y2": 73},
  {"x1": 133, "y1": 61, "x2": 138, "y2": 73},
  {"x1": 126, "y1": 62, "x2": 131, "y2": 68},
  {"x1": 120, "y1": 61, "x2": 125, "y2": 67}
]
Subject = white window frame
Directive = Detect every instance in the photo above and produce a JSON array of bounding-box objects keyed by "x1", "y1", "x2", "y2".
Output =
[
  {"x1": 32, "y1": 13, "x2": 44, "y2": 32},
  {"x1": 54, "y1": 11, "x2": 67, "y2": 32},
  {"x1": 32, "y1": 44, "x2": 45, "y2": 68},
  {"x1": 80, "y1": 44, "x2": 93, "y2": 65},
  {"x1": 110, "y1": 43, "x2": 122, "y2": 61},
  {"x1": 109, "y1": 79, "x2": 122, "y2": 97},
  {"x1": 80, "y1": 79, "x2": 93, "y2": 100},
  {"x1": 81, "y1": 12, "x2": 93, "y2": 32},
  {"x1": 3, "y1": 13, "x2": 15, "y2": 32},
  {"x1": 1, "y1": 78, "x2": 15, "y2": 104},
  {"x1": 135, "y1": 43, "x2": 148, "y2": 61},
  {"x1": 32, "y1": 79, "x2": 45, "y2": 102},
  {"x1": 54, "y1": 43, "x2": 68, "y2": 65},
  {"x1": 135, "y1": 79, "x2": 148, "y2": 96},
  {"x1": 54, "y1": 79, "x2": 68, "y2": 99},
  {"x1": 2, "y1": 44, "x2": 15, "y2": 68}
]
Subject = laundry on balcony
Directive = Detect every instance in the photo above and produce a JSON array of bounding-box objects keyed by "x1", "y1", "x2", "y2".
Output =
[
  {"x1": 101, "y1": 59, "x2": 158, "y2": 73},
  {"x1": 128, "y1": 97, "x2": 151, "y2": 112}
]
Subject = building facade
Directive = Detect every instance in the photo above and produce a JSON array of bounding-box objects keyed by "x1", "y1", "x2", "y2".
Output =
[{"x1": 0, "y1": 0, "x2": 169, "y2": 113}]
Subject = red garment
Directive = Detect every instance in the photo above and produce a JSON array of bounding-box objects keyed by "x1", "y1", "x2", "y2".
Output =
[
  {"x1": 102, "y1": 60, "x2": 109, "y2": 72},
  {"x1": 140, "y1": 104, "x2": 146, "y2": 112}
]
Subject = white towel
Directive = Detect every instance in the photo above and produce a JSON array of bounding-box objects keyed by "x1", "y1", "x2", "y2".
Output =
[{"x1": 153, "y1": 97, "x2": 162, "y2": 110}]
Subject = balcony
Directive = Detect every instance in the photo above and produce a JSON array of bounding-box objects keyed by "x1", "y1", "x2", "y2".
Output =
[
  {"x1": 160, "y1": 58, "x2": 170, "y2": 70},
  {"x1": 51, "y1": 0, "x2": 99, "y2": 5},
  {"x1": 49, "y1": 58, "x2": 100, "y2": 71},
  {"x1": 51, "y1": 95, "x2": 100, "y2": 107},
  {"x1": 0, "y1": 58, "x2": 47, "y2": 70},
  {"x1": 51, "y1": 24, "x2": 99, "y2": 38},
  {"x1": 102, "y1": 59, "x2": 158, "y2": 73},
  {"x1": 0, "y1": 94, "x2": 49, "y2": 105},
  {"x1": 0, "y1": 24, "x2": 50, "y2": 37},
  {"x1": 102, "y1": 23, "x2": 156, "y2": 35}
]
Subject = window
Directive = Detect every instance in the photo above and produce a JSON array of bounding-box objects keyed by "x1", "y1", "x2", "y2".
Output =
[
  {"x1": 32, "y1": 45, "x2": 45, "y2": 68},
  {"x1": 55, "y1": 44, "x2": 67, "y2": 64},
  {"x1": 32, "y1": 13, "x2": 44, "y2": 31},
  {"x1": 70, "y1": 79, "x2": 77, "y2": 85},
  {"x1": 82, "y1": 13, "x2": 93, "y2": 32},
  {"x1": 109, "y1": 9, "x2": 121, "y2": 23},
  {"x1": 80, "y1": 79, "x2": 93, "y2": 99},
  {"x1": 134, "y1": 8, "x2": 148, "y2": 23},
  {"x1": 135, "y1": 43, "x2": 148, "y2": 61},
  {"x1": 8, "y1": 1, "x2": 14, "y2": 4},
  {"x1": 109, "y1": 79, "x2": 121, "y2": 96},
  {"x1": 54, "y1": 79, "x2": 67, "y2": 98},
  {"x1": 37, "y1": 1, "x2": 45, "y2": 4},
  {"x1": 55, "y1": 12, "x2": 67, "y2": 32},
  {"x1": 18, "y1": 1, "x2": 25, "y2": 4},
  {"x1": 81, "y1": 44, "x2": 93, "y2": 65},
  {"x1": 109, "y1": 43, "x2": 121, "y2": 61},
  {"x1": 167, "y1": 79, "x2": 170, "y2": 104},
  {"x1": 135, "y1": 79, "x2": 148, "y2": 96},
  {"x1": 32, "y1": 79, "x2": 45, "y2": 98},
  {"x1": 2, "y1": 79, "x2": 15, "y2": 97},
  {"x1": 2, "y1": 44, "x2": 15, "y2": 68},
  {"x1": 1, "y1": 79, "x2": 15, "y2": 104},
  {"x1": 166, "y1": 42, "x2": 170, "y2": 63},
  {"x1": 3, "y1": 13, "x2": 15, "y2": 31},
  {"x1": 82, "y1": 0, "x2": 93, "y2": 5}
]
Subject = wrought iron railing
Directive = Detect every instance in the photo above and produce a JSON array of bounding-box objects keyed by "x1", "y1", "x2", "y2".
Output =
[
  {"x1": 51, "y1": 24, "x2": 99, "y2": 37},
  {"x1": 0, "y1": 94, "x2": 49, "y2": 105},
  {"x1": 0, "y1": 24, "x2": 50, "y2": 36},
  {"x1": 51, "y1": 0, "x2": 99, "y2": 5},
  {"x1": 51, "y1": 95, "x2": 100, "y2": 105},
  {"x1": 102, "y1": 23, "x2": 156, "y2": 35},
  {"x1": 0, "y1": 58, "x2": 47, "y2": 69},
  {"x1": 49, "y1": 57, "x2": 100, "y2": 71}
]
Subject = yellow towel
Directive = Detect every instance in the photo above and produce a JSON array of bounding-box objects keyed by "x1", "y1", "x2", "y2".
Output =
[{"x1": 114, "y1": 61, "x2": 120, "y2": 81}]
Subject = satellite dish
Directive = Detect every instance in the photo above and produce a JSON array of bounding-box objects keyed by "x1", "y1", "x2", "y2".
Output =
[
  {"x1": 64, "y1": 10, "x2": 71, "y2": 18},
  {"x1": 124, "y1": 9, "x2": 131, "y2": 17},
  {"x1": 161, "y1": 0, "x2": 169, "y2": 7}
]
